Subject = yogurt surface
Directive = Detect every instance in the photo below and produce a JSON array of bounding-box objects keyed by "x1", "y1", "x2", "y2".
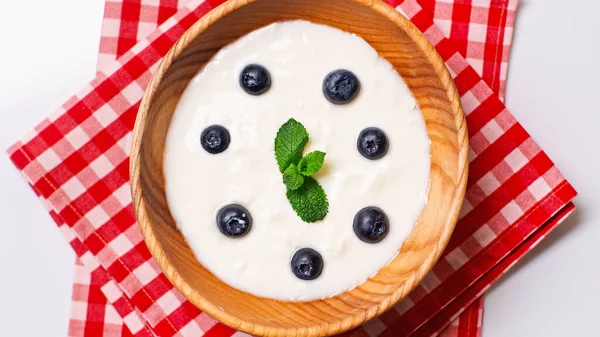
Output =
[{"x1": 164, "y1": 20, "x2": 431, "y2": 301}]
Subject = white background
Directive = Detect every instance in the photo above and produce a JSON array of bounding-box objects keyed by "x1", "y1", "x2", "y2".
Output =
[{"x1": 0, "y1": 0, "x2": 598, "y2": 336}]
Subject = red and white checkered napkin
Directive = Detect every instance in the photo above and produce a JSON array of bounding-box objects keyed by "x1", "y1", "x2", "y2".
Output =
[{"x1": 7, "y1": 0, "x2": 577, "y2": 336}]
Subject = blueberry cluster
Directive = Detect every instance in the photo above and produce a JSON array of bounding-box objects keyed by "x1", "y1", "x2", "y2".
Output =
[{"x1": 204, "y1": 65, "x2": 394, "y2": 281}]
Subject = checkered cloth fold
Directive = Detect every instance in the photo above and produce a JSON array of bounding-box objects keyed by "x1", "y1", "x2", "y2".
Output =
[{"x1": 7, "y1": 0, "x2": 577, "y2": 336}]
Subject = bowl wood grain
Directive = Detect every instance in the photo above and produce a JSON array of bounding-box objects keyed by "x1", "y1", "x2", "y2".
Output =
[{"x1": 130, "y1": 0, "x2": 468, "y2": 336}]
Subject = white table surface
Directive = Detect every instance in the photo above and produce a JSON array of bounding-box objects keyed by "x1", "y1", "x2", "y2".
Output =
[{"x1": 0, "y1": 0, "x2": 598, "y2": 336}]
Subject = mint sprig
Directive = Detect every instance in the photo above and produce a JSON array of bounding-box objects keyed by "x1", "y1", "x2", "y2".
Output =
[{"x1": 274, "y1": 118, "x2": 328, "y2": 222}]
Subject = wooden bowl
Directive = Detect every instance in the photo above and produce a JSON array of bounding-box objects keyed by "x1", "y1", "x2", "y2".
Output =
[{"x1": 130, "y1": 0, "x2": 468, "y2": 336}]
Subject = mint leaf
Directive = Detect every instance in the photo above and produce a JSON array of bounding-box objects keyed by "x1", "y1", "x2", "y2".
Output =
[
  {"x1": 286, "y1": 177, "x2": 329, "y2": 222},
  {"x1": 274, "y1": 118, "x2": 309, "y2": 173},
  {"x1": 274, "y1": 119, "x2": 329, "y2": 222},
  {"x1": 283, "y1": 164, "x2": 304, "y2": 190},
  {"x1": 297, "y1": 151, "x2": 326, "y2": 176}
]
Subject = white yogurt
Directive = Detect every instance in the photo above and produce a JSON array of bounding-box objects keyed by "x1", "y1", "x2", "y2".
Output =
[{"x1": 164, "y1": 20, "x2": 430, "y2": 301}]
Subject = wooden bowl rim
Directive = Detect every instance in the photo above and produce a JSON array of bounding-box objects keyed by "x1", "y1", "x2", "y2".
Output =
[{"x1": 130, "y1": 0, "x2": 468, "y2": 335}]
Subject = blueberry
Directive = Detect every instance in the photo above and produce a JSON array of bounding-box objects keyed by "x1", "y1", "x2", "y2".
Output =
[
  {"x1": 239, "y1": 64, "x2": 271, "y2": 95},
  {"x1": 291, "y1": 248, "x2": 323, "y2": 280},
  {"x1": 357, "y1": 127, "x2": 388, "y2": 160},
  {"x1": 322, "y1": 69, "x2": 360, "y2": 104},
  {"x1": 216, "y1": 204, "x2": 252, "y2": 238},
  {"x1": 201, "y1": 125, "x2": 230, "y2": 154},
  {"x1": 353, "y1": 207, "x2": 389, "y2": 244}
]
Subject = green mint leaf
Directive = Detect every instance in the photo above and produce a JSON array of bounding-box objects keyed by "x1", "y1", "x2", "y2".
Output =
[
  {"x1": 274, "y1": 118, "x2": 309, "y2": 173},
  {"x1": 282, "y1": 164, "x2": 304, "y2": 190},
  {"x1": 286, "y1": 177, "x2": 329, "y2": 222},
  {"x1": 297, "y1": 151, "x2": 326, "y2": 176}
]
